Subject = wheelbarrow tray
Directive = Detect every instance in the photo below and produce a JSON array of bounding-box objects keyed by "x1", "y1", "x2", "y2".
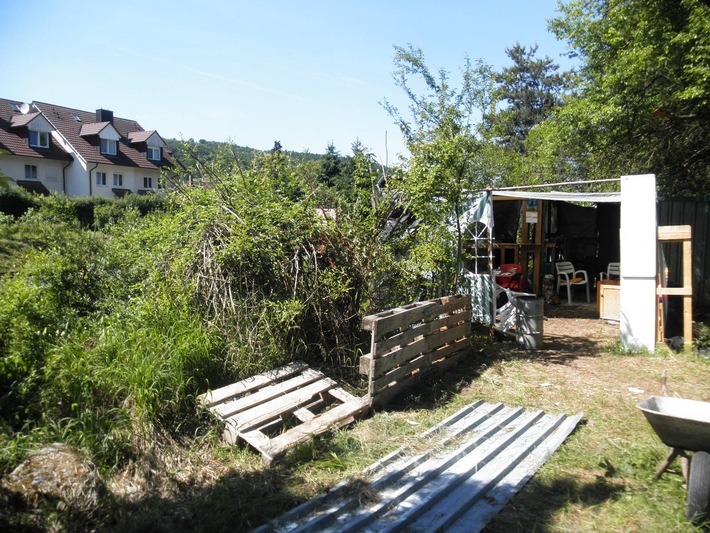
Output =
[{"x1": 637, "y1": 396, "x2": 710, "y2": 453}]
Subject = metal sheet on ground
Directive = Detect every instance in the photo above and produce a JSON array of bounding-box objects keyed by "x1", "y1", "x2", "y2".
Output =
[{"x1": 252, "y1": 400, "x2": 583, "y2": 532}]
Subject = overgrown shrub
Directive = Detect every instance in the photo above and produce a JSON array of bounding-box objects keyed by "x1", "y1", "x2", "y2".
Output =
[
  {"x1": 0, "y1": 187, "x2": 40, "y2": 217},
  {"x1": 0, "y1": 147, "x2": 408, "y2": 472}
]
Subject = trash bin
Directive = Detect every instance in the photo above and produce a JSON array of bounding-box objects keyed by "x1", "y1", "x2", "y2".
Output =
[{"x1": 515, "y1": 295, "x2": 544, "y2": 349}]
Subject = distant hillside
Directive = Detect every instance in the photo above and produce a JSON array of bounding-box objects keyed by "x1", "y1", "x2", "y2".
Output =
[{"x1": 164, "y1": 138, "x2": 323, "y2": 166}]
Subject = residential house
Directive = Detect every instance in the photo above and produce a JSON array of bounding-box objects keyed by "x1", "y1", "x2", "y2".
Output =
[{"x1": 0, "y1": 98, "x2": 182, "y2": 198}]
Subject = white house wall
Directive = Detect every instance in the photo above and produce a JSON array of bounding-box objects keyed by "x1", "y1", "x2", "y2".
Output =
[
  {"x1": 0, "y1": 156, "x2": 66, "y2": 194},
  {"x1": 92, "y1": 165, "x2": 162, "y2": 198}
]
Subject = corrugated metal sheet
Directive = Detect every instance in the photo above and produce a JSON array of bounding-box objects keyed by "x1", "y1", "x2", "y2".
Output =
[
  {"x1": 253, "y1": 400, "x2": 583, "y2": 533},
  {"x1": 658, "y1": 200, "x2": 710, "y2": 313}
]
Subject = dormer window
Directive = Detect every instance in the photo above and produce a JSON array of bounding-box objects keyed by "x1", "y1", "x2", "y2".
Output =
[
  {"x1": 147, "y1": 146, "x2": 161, "y2": 161},
  {"x1": 100, "y1": 138, "x2": 117, "y2": 156},
  {"x1": 29, "y1": 130, "x2": 50, "y2": 149}
]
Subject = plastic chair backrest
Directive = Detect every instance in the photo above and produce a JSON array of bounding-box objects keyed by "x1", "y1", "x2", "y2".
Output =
[
  {"x1": 555, "y1": 261, "x2": 574, "y2": 276},
  {"x1": 607, "y1": 262, "x2": 621, "y2": 277}
]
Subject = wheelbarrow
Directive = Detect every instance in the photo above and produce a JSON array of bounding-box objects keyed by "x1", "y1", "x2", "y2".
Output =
[{"x1": 637, "y1": 396, "x2": 710, "y2": 524}]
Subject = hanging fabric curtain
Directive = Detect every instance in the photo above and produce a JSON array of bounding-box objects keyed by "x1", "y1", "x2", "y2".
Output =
[{"x1": 460, "y1": 191, "x2": 496, "y2": 324}]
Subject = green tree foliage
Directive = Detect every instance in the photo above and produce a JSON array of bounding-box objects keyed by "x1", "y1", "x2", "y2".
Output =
[
  {"x1": 488, "y1": 43, "x2": 569, "y2": 154},
  {"x1": 319, "y1": 142, "x2": 345, "y2": 188},
  {"x1": 383, "y1": 44, "x2": 494, "y2": 294},
  {"x1": 539, "y1": 0, "x2": 710, "y2": 196}
]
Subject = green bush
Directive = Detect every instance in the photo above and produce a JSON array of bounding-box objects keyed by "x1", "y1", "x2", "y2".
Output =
[{"x1": 0, "y1": 187, "x2": 40, "y2": 217}]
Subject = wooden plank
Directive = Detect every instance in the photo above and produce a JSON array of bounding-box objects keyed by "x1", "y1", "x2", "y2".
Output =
[
  {"x1": 657, "y1": 287, "x2": 693, "y2": 296},
  {"x1": 683, "y1": 238, "x2": 693, "y2": 348},
  {"x1": 364, "y1": 302, "x2": 436, "y2": 337},
  {"x1": 293, "y1": 407, "x2": 316, "y2": 422},
  {"x1": 369, "y1": 348, "x2": 470, "y2": 409},
  {"x1": 430, "y1": 294, "x2": 472, "y2": 317},
  {"x1": 372, "y1": 354, "x2": 426, "y2": 392},
  {"x1": 372, "y1": 339, "x2": 470, "y2": 393},
  {"x1": 211, "y1": 368, "x2": 325, "y2": 419},
  {"x1": 359, "y1": 353, "x2": 372, "y2": 375},
  {"x1": 256, "y1": 397, "x2": 371, "y2": 464},
  {"x1": 372, "y1": 322, "x2": 470, "y2": 377},
  {"x1": 198, "y1": 361, "x2": 309, "y2": 407},
  {"x1": 658, "y1": 225, "x2": 692, "y2": 241},
  {"x1": 362, "y1": 301, "x2": 432, "y2": 332},
  {"x1": 225, "y1": 378, "x2": 338, "y2": 433},
  {"x1": 364, "y1": 295, "x2": 470, "y2": 341},
  {"x1": 239, "y1": 428, "x2": 272, "y2": 453},
  {"x1": 373, "y1": 312, "x2": 467, "y2": 356},
  {"x1": 371, "y1": 348, "x2": 470, "y2": 407},
  {"x1": 371, "y1": 343, "x2": 470, "y2": 400}
]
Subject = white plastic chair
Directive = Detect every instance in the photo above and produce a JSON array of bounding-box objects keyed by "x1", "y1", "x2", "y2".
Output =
[
  {"x1": 555, "y1": 261, "x2": 590, "y2": 304},
  {"x1": 599, "y1": 262, "x2": 621, "y2": 281}
]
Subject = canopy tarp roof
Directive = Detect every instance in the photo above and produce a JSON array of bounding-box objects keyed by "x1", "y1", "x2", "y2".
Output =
[{"x1": 491, "y1": 190, "x2": 621, "y2": 203}]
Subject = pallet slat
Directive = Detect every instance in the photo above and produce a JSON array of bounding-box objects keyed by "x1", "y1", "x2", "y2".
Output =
[
  {"x1": 212, "y1": 368, "x2": 324, "y2": 418},
  {"x1": 225, "y1": 378, "x2": 338, "y2": 433},
  {"x1": 371, "y1": 322, "x2": 470, "y2": 376},
  {"x1": 256, "y1": 397, "x2": 370, "y2": 465},
  {"x1": 198, "y1": 361, "x2": 309, "y2": 407}
]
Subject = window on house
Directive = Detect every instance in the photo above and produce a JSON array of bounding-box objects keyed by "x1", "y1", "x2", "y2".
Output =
[
  {"x1": 96, "y1": 172, "x2": 107, "y2": 186},
  {"x1": 143, "y1": 176, "x2": 153, "y2": 189},
  {"x1": 147, "y1": 146, "x2": 161, "y2": 161},
  {"x1": 100, "y1": 138, "x2": 117, "y2": 155},
  {"x1": 24, "y1": 165, "x2": 38, "y2": 179},
  {"x1": 29, "y1": 130, "x2": 50, "y2": 148},
  {"x1": 113, "y1": 173, "x2": 123, "y2": 187}
]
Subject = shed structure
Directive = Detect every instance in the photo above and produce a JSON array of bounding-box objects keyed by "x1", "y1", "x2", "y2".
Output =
[{"x1": 465, "y1": 174, "x2": 665, "y2": 352}]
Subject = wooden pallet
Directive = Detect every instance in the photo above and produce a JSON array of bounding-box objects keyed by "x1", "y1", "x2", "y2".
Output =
[
  {"x1": 198, "y1": 362, "x2": 369, "y2": 465},
  {"x1": 359, "y1": 294, "x2": 472, "y2": 409}
]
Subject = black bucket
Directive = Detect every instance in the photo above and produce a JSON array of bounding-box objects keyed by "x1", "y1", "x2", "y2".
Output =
[{"x1": 515, "y1": 296, "x2": 544, "y2": 349}]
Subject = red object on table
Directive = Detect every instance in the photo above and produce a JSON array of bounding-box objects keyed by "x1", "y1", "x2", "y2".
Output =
[{"x1": 496, "y1": 264, "x2": 523, "y2": 291}]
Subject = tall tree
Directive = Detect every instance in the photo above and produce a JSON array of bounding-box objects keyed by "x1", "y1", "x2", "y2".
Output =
[
  {"x1": 538, "y1": 0, "x2": 710, "y2": 196},
  {"x1": 319, "y1": 142, "x2": 343, "y2": 188},
  {"x1": 488, "y1": 44, "x2": 569, "y2": 154},
  {"x1": 382, "y1": 44, "x2": 493, "y2": 295}
]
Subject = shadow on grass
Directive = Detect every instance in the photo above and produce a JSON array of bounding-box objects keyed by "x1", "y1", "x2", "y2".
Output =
[
  {"x1": 482, "y1": 475, "x2": 628, "y2": 532},
  {"x1": 102, "y1": 461, "x2": 308, "y2": 533}
]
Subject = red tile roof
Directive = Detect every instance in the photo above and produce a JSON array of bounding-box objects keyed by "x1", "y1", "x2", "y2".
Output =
[
  {"x1": 33, "y1": 101, "x2": 181, "y2": 171},
  {"x1": 10, "y1": 112, "x2": 41, "y2": 128},
  {"x1": 127, "y1": 130, "x2": 157, "y2": 144},
  {"x1": 0, "y1": 99, "x2": 72, "y2": 161},
  {"x1": 79, "y1": 121, "x2": 112, "y2": 137}
]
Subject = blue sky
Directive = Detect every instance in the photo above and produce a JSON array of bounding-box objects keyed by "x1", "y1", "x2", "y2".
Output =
[{"x1": 3, "y1": 1, "x2": 574, "y2": 161}]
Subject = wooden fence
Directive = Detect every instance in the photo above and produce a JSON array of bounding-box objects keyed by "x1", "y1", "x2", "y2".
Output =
[{"x1": 359, "y1": 294, "x2": 472, "y2": 409}]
